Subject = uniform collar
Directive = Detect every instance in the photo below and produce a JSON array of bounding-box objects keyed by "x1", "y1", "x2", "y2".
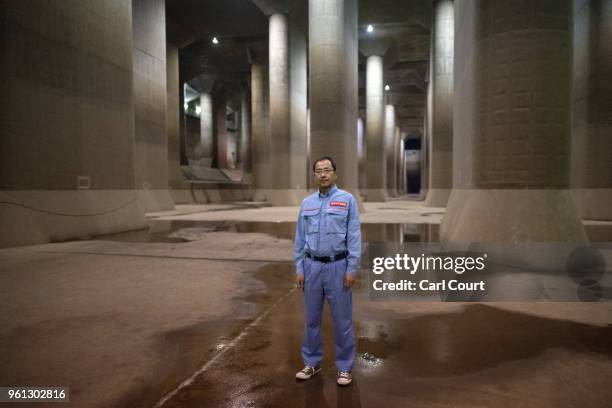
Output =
[{"x1": 318, "y1": 184, "x2": 338, "y2": 198}]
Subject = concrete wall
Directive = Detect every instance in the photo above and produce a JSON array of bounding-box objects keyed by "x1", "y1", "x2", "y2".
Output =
[
  {"x1": 0, "y1": 0, "x2": 148, "y2": 247},
  {"x1": 1, "y1": 0, "x2": 135, "y2": 190}
]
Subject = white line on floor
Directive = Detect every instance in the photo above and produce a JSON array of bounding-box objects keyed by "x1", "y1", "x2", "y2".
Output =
[{"x1": 152, "y1": 286, "x2": 297, "y2": 408}]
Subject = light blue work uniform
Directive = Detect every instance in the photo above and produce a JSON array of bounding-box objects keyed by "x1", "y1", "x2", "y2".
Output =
[{"x1": 294, "y1": 184, "x2": 361, "y2": 372}]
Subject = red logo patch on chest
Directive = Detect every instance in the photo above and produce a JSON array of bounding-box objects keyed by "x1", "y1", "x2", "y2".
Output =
[{"x1": 330, "y1": 201, "x2": 348, "y2": 208}]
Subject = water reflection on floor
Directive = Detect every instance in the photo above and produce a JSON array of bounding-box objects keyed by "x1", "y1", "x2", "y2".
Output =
[
  {"x1": 93, "y1": 220, "x2": 442, "y2": 244},
  {"x1": 93, "y1": 219, "x2": 612, "y2": 245}
]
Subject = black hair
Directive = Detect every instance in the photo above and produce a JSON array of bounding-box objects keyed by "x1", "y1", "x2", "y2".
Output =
[{"x1": 312, "y1": 156, "x2": 337, "y2": 172}]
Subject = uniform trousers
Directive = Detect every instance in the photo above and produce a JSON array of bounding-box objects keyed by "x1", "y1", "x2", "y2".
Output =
[{"x1": 301, "y1": 256, "x2": 355, "y2": 372}]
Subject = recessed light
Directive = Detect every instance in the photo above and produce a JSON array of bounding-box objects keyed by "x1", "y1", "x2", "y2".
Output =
[
  {"x1": 367, "y1": 24, "x2": 374, "y2": 33},
  {"x1": 385, "y1": 84, "x2": 390, "y2": 91},
  {"x1": 212, "y1": 36, "x2": 219, "y2": 44}
]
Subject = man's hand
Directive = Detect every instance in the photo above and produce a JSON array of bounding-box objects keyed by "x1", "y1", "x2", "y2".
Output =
[
  {"x1": 344, "y1": 273, "x2": 356, "y2": 288},
  {"x1": 296, "y1": 273, "x2": 304, "y2": 291}
]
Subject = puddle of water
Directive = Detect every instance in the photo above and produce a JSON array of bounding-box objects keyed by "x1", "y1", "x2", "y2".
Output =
[
  {"x1": 91, "y1": 219, "x2": 612, "y2": 245},
  {"x1": 354, "y1": 304, "x2": 612, "y2": 377},
  {"x1": 91, "y1": 221, "x2": 443, "y2": 244}
]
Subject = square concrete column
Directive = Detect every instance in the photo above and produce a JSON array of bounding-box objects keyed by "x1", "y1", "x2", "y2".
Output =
[
  {"x1": 240, "y1": 90, "x2": 251, "y2": 173},
  {"x1": 166, "y1": 42, "x2": 184, "y2": 191},
  {"x1": 572, "y1": 0, "x2": 612, "y2": 221},
  {"x1": 364, "y1": 55, "x2": 387, "y2": 201},
  {"x1": 384, "y1": 104, "x2": 398, "y2": 197},
  {"x1": 309, "y1": 0, "x2": 361, "y2": 204},
  {"x1": 267, "y1": 9, "x2": 309, "y2": 205},
  {"x1": 441, "y1": 0, "x2": 586, "y2": 244},
  {"x1": 267, "y1": 13, "x2": 292, "y2": 204},
  {"x1": 426, "y1": 0, "x2": 454, "y2": 207},
  {"x1": 357, "y1": 117, "x2": 366, "y2": 192},
  {"x1": 395, "y1": 127, "x2": 402, "y2": 194},
  {"x1": 251, "y1": 63, "x2": 270, "y2": 200},
  {"x1": 199, "y1": 92, "x2": 214, "y2": 163},
  {"x1": 288, "y1": 5, "x2": 309, "y2": 203},
  {"x1": 422, "y1": 85, "x2": 430, "y2": 199},
  {"x1": 214, "y1": 92, "x2": 228, "y2": 169},
  {"x1": 132, "y1": 0, "x2": 175, "y2": 211}
]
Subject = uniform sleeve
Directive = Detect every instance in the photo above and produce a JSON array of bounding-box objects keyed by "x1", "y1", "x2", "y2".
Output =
[
  {"x1": 294, "y1": 205, "x2": 307, "y2": 275},
  {"x1": 346, "y1": 196, "x2": 361, "y2": 276}
]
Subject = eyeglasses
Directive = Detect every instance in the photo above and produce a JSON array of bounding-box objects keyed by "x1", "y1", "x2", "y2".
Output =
[{"x1": 314, "y1": 168, "x2": 334, "y2": 175}]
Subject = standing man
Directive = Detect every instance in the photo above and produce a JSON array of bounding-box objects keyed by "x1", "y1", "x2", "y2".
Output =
[{"x1": 294, "y1": 156, "x2": 361, "y2": 386}]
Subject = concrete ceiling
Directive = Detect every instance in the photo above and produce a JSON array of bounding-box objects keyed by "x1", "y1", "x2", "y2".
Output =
[
  {"x1": 167, "y1": 0, "x2": 431, "y2": 135},
  {"x1": 166, "y1": 0, "x2": 269, "y2": 93}
]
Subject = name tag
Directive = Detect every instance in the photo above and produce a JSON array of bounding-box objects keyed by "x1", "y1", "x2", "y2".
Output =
[{"x1": 330, "y1": 201, "x2": 348, "y2": 208}]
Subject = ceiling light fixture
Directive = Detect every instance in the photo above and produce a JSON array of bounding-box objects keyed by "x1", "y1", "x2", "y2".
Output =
[
  {"x1": 367, "y1": 24, "x2": 374, "y2": 33},
  {"x1": 385, "y1": 84, "x2": 390, "y2": 91},
  {"x1": 212, "y1": 36, "x2": 219, "y2": 44}
]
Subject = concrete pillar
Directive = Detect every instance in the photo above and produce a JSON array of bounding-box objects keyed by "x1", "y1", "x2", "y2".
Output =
[
  {"x1": 309, "y1": 0, "x2": 361, "y2": 204},
  {"x1": 426, "y1": 0, "x2": 454, "y2": 207},
  {"x1": 288, "y1": 5, "x2": 309, "y2": 203},
  {"x1": 179, "y1": 78, "x2": 187, "y2": 166},
  {"x1": 266, "y1": 8, "x2": 309, "y2": 204},
  {"x1": 267, "y1": 13, "x2": 292, "y2": 204},
  {"x1": 132, "y1": 0, "x2": 175, "y2": 211},
  {"x1": 440, "y1": 0, "x2": 586, "y2": 243},
  {"x1": 421, "y1": 96, "x2": 430, "y2": 199},
  {"x1": 214, "y1": 92, "x2": 227, "y2": 169},
  {"x1": 251, "y1": 63, "x2": 269, "y2": 200},
  {"x1": 384, "y1": 105, "x2": 398, "y2": 197},
  {"x1": 0, "y1": 0, "x2": 147, "y2": 246},
  {"x1": 306, "y1": 107, "x2": 311, "y2": 190},
  {"x1": 395, "y1": 127, "x2": 402, "y2": 194},
  {"x1": 166, "y1": 43, "x2": 184, "y2": 190},
  {"x1": 357, "y1": 117, "x2": 366, "y2": 192},
  {"x1": 364, "y1": 55, "x2": 387, "y2": 201},
  {"x1": 240, "y1": 90, "x2": 251, "y2": 173},
  {"x1": 572, "y1": 0, "x2": 612, "y2": 220},
  {"x1": 199, "y1": 93, "x2": 213, "y2": 164}
]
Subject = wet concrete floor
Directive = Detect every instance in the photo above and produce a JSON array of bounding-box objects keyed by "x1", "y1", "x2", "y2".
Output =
[
  {"x1": 3, "y1": 219, "x2": 612, "y2": 407},
  {"x1": 126, "y1": 261, "x2": 612, "y2": 408}
]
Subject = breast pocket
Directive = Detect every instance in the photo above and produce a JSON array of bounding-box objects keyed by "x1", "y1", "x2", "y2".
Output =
[
  {"x1": 303, "y1": 209, "x2": 320, "y2": 234},
  {"x1": 326, "y1": 209, "x2": 348, "y2": 234}
]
